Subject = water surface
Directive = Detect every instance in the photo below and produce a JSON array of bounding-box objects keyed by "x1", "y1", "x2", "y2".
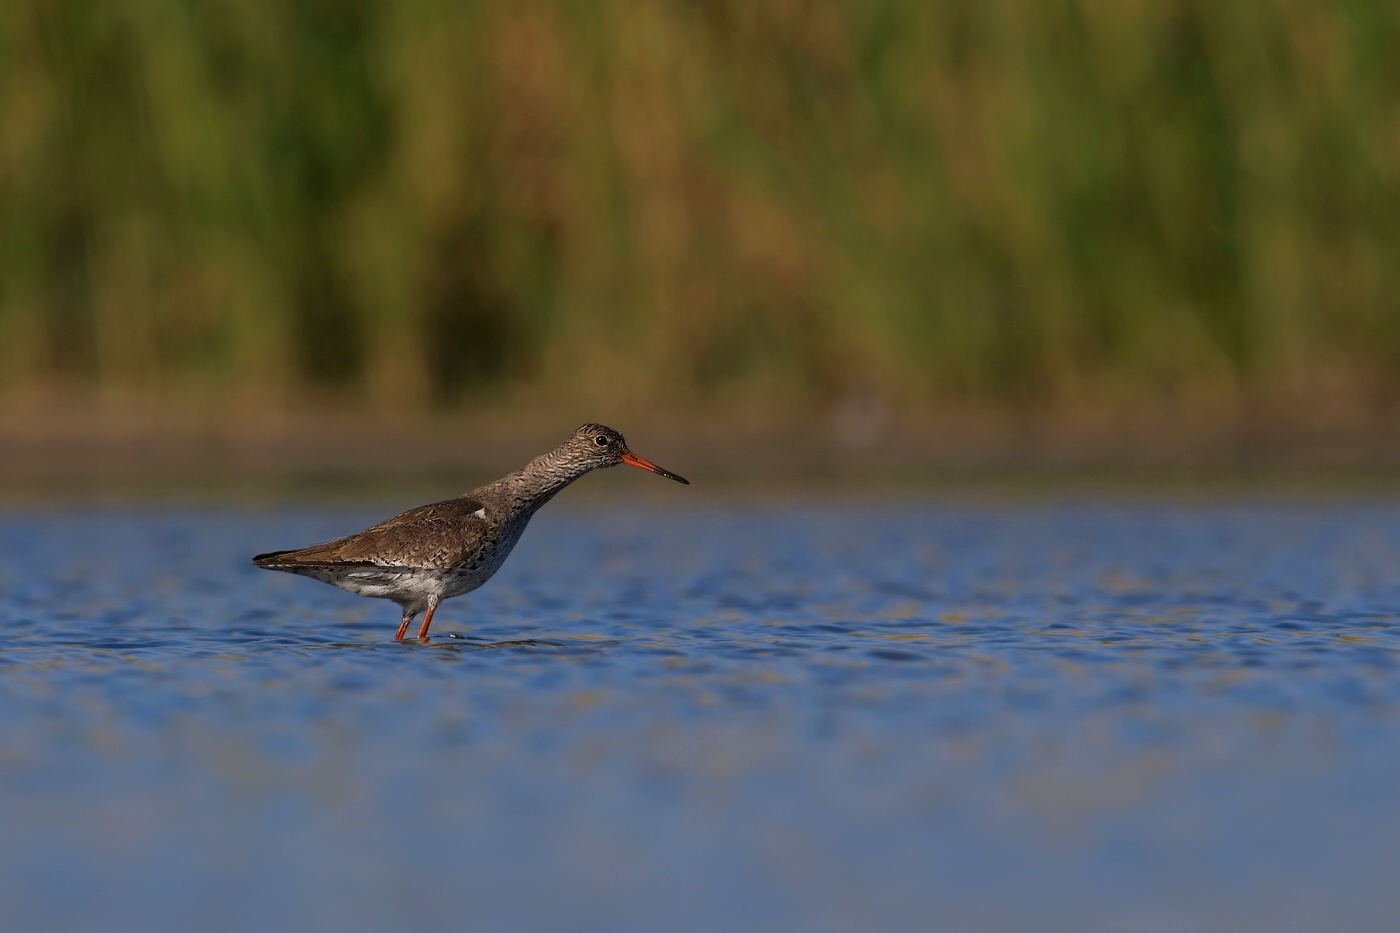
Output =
[{"x1": 2, "y1": 499, "x2": 1399, "y2": 931}]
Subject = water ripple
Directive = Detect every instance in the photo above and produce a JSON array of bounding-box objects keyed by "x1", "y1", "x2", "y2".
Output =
[{"x1": 1, "y1": 501, "x2": 1400, "y2": 930}]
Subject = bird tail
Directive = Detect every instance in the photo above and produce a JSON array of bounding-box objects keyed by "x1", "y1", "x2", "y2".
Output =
[{"x1": 252, "y1": 549, "x2": 298, "y2": 568}]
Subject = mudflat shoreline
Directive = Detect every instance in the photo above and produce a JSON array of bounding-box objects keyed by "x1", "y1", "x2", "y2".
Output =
[{"x1": 1, "y1": 402, "x2": 1399, "y2": 503}]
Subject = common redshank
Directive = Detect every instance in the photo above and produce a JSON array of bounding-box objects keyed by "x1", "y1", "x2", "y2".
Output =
[{"x1": 253, "y1": 424, "x2": 688, "y2": 641}]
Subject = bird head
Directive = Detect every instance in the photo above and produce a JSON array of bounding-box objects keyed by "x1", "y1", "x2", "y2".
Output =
[{"x1": 568, "y1": 423, "x2": 689, "y2": 484}]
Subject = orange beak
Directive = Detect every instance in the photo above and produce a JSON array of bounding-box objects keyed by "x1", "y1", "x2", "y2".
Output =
[{"x1": 620, "y1": 451, "x2": 689, "y2": 484}]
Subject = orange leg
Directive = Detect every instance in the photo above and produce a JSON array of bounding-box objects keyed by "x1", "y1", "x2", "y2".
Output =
[
  {"x1": 394, "y1": 609, "x2": 413, "y2": 641},
  {"x1": 416, "y1": 597, "x2": 439, "y2": 642}
]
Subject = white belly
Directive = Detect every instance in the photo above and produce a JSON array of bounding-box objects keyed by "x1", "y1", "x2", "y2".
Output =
[{"x1": 304, "y1": 517, "x2": 532, "y2": 608}]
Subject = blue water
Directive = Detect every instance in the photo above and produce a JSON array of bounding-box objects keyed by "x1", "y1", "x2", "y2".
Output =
[{"x1": 2, "y1": 498, "x2": 1400, "y2": 931}]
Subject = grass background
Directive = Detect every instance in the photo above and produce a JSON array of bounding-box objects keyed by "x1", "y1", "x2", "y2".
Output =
[{"x1": 1, "y1": 0, "x2": 1398, "y2": 448}]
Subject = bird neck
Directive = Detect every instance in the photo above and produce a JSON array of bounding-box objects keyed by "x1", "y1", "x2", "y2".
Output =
[{"x1": 501, "y1": 446, "x2": 594, "y2": 507}]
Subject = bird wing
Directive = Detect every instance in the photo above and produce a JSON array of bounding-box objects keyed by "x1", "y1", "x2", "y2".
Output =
[{"x1": 253, "y1": 497, "x2": 490, "y2": 571}]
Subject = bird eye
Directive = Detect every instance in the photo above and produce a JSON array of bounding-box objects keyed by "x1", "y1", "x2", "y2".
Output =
[{"x1": 594, "y1": 435, "x2": 610, "y2": 447}]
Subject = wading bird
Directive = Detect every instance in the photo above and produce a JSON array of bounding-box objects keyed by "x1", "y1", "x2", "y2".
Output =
[{"x1": 253, "y1": 424, "x2": 688, "y2": 641}]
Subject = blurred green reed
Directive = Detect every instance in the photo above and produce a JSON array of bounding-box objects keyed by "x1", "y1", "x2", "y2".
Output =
[{"x1": 0, "y1": 0, "x2": 1397, "y2": 417}]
